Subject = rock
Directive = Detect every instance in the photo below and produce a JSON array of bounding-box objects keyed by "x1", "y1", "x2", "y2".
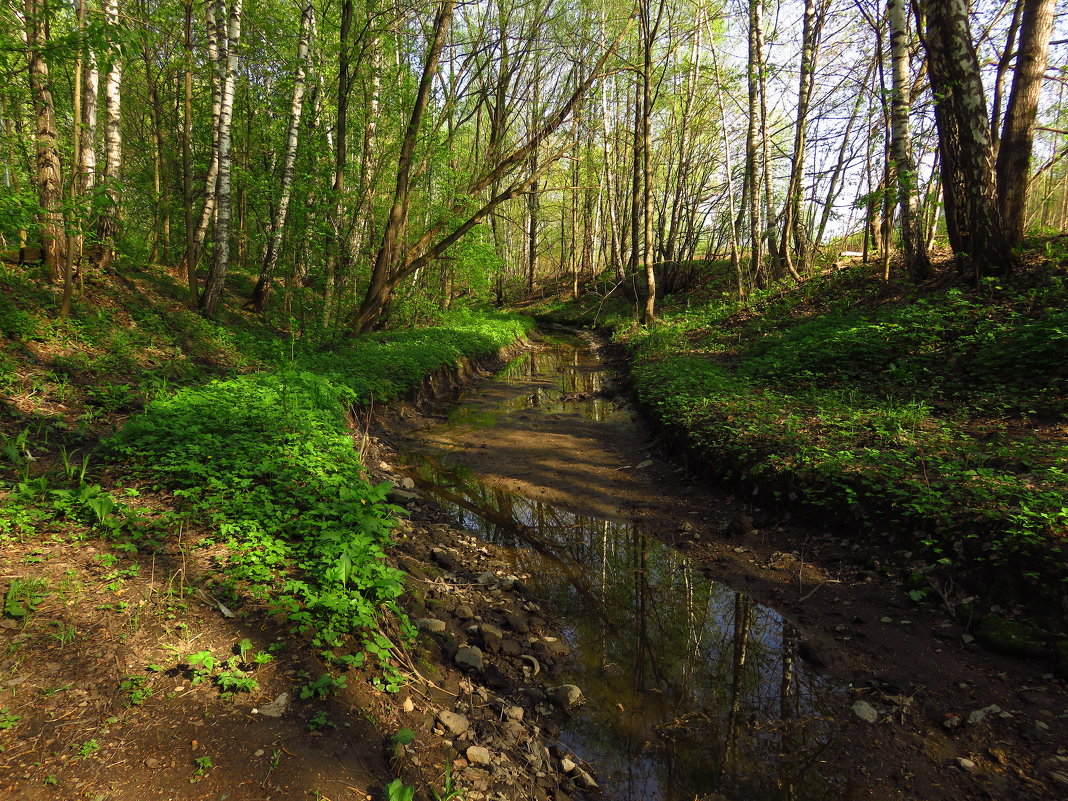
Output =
[
  {"x1": 454, "y1": 604, "x2": 475, "y2": 621},
  {"x1": 255, "y1": 692, "x2": 289, "y2": 718},
  {"x1": 399, "y1": 477, "x2": 416, "y2": 490},
  {"x1": 850, "y1": 700, "x2": 879, "y2": 723},
  {"x1": 679, "y1": 521, "x2": 694, "y2": 532},
  {"x1": 480, "y1": 623, "x2": 503, "y2": 640},
  {"x1": 431, "y1": 548, "x2": 458, "y2": 571},
  {"x1": 501, "y1": 638, "x2": 523, "y2": 657},
  {"x1": 549, "y1": 685, "x2": 584, "y2": 710},
  {"x1": 880, "y1": 617, "x2": 893, "y2": 624},
  {"x1": 477, "y1": 571, "x2": 499, "y2": 586},
  {"x1": 387, "y1": 488, "x2": 420, "y2": 504},
  {"x1": 504, "y1": 705, "x2": 524, "y2": 722},
  {"x1": 455, "y1": 646, "x2": 484, "y2": 673},
  {"x1": 573, "y1": 768, "x2": 599, "y2": 790},
  {"x1": 560, "y1": 756, "x2": 577, "y2": 773},
  {"x1": 723, "y1": 513, "x2": 755, "y2": 537},
  {"x1": 636, "y1": 460, "x2": 653, "y2": 469},
  {"x1": 482, "y1": 664, "x2": 514, "y2": 692},
  {"x1": 416, "y1": 618, "x2": 447, "y2": 634},
  {"x1": 505, "y1": 613, "x2": 530, "y2": 634},
  {"x1": 144, "y1": 757, "x2": 160, "y2": 769},
  {"x1": 436, "y1": 710, "x2": 470, "y2": 736},
  {"x1": 957, "y1": 758, "x2": 976, "y2": 772},
  {"x1": 974, "y1": 615, "x2": 1048, "y2": 658},
  {"x1": 466, "y1": 746, "x2": 492, "y2": 766},
  {"x1": 377, "y1": 461, "x2": 391, "y2": 471},
  {"x1": 967, "y1": 704, "x2": 1001, "y2": 725}
]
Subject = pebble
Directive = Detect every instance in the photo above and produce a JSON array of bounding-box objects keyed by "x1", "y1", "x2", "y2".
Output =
[
  {"x1": 436, "y1": 710, "x2": 470, "y2": 736},
  {"x1": 549, "y1": 684, "x2": 584, "y2": 710},
  {"x1": 400, "y1": 477, "x2": 416, "y2": 490},
  {"x1": 455, "y1": 604, "x2": 475, "y2": 620},
  {"x1": 851, "y1": 700, "x2": 879, "y2": 723},
  {"x1": 417, "y1": 617, "x2": 447, "y2": 634},
  {"x1": 967, "y1": 704, "x2": 1001, "y2": 725},
  {"x1": 466, "y1": 746, "x2": 492, "y2": 766},
  {"x1": 880, "y1": 617, "x2": 893, "y2": 624},
  {"x1": 957, "y1": 758, "x2": 976, "y2": 772},
  {"x1": 455, "y1": 645, "x2": 484, "y2": 673}
]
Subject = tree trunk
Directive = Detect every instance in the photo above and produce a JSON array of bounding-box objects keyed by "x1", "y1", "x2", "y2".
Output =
[
  {"x1": 182, "y1": 0, "x2": 196, "y2": 305},
  {"x1": 916, "y1": 0, "x2": 1016, "y2": 278},
  {"x1": 199, "y1": 0, "x2": 243, "y2": 316},
  {"x1": 95, "y1": 0, "x2": 122, "y2": 272},
  {"x1": 887, "y1": 0, "x2": 930, "y2": 279},
  {"x1": 179, "y1": 0, "x2": 225, "y2": 300},
  {"x1": 356, "y1": 0, "x2": 456, "y2": 331},
  {"x1": 995, "y1": 0, "x2": 1056, "y2": 244},
  {"x1": 745, "y1": 0, "x2": 764, "y2": 286},
  {"x1": 23, "y1": 0, "x2": 66, "y2": 281},
  {"x1": 249, "y1": 2, "x2": 313, "y2": 313}
]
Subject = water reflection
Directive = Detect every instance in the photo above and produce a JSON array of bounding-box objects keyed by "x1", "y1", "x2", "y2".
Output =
[{"x1": 404, "y1": 337, "x2": 841, "y2": 801}]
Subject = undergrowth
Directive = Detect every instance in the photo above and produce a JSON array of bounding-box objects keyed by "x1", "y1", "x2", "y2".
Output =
[
  {"x1": 551, "y1": 254, "x2": 1068, "y2": 623},
  {"x1": 1, "y1": 262, "x2": 533, "y2": 685}
]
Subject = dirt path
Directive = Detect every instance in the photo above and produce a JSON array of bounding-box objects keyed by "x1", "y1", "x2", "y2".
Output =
[{"x1": 381, "y1": 329, "x2": 1068, "y2": 801}]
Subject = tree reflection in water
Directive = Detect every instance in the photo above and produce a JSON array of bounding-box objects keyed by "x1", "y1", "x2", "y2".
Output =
[
  {"x1": 404, "y1": 335, "x2": 842, "y2": 800},
  {"x1": 409, "y1": 456, "x2": 842, "y2": 801}
]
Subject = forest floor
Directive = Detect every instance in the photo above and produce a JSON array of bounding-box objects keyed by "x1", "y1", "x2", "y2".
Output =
[
  {"x1": 1, "y1": 253, "x2": 1066, "y2": 801},
  {"x1": 378, "y1": 329, "x2": 1068, "y2": 801}
]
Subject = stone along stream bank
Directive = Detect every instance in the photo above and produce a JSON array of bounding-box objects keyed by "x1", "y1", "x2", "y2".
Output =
[{"x1": 374, "y1": 329, "x2": 1068, "y2": 801}]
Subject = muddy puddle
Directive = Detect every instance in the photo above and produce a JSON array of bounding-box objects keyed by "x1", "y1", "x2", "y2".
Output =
[{"x1": 401, "y1": 333, "x2": 844, "y2": 800}]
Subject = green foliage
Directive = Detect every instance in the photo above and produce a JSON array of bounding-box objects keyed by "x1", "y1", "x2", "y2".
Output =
[
  {"x1": 4, "y1": 577, "x2": 48, "y2": 619},
  {"x1": 385, "y1": 778, "x2": 416, "y2": 801},
  {"x1": 104, "y1": 311, "x2": 532, "y2": 678},
  {"x1": 119, "y1": 675, "x2": 153, "y2": 706},
  {"x1": 0, "y1": 709, "x2": 20, "y2": 730},
  {"x1": 299, "y1": 673, "x2": 346, "y2": 701},
  {"x1": 607, "y1": 264, "x2": 1068, "y2": 607}
]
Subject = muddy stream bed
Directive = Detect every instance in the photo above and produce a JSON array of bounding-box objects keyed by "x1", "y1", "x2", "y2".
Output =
[{"x1": 394, "y1": 331, "x2": 844, "y2": 800}]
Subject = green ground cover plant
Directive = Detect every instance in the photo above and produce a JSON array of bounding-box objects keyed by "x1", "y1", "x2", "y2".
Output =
[{"x1": 549, "y1": 259, "x2": 1068, "y2": 624}]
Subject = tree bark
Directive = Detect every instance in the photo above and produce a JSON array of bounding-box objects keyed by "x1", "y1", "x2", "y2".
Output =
[
  {"x1": 915, "y1": 0, "x2": 1016, "y2": 278},
  {"x1": 95, "y1": 0, "x2": 122, "y2": 272},
  {"x1": 199, "y1": 0, "x2": 243, "y2": 316},
  {"x1": 996, "y1": 0, "x2": 1056, "y2": 244},
  {"x1": 887, "y1": 0, "x2": 930, "y2": 279},
  {"x1": 22, "y1": 0, "x2": 66, "y2": 281},
  {"x1": 249, "y1": 2, "x2": 313, "y2": 313}
]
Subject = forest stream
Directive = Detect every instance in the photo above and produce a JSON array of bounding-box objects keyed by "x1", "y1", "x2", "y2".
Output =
[{"x1": 395, "y1": 330, "x2": 843, "y2": 800}]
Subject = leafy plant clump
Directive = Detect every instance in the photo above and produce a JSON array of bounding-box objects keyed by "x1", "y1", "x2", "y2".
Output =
[{"x1": 106, "y1": 311, "x2": 533, "y2": 680}]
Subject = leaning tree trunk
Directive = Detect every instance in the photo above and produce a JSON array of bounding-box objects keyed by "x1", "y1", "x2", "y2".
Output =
[
  {"x1": 915, "y1": 0, "x2": 1016, "y2": 278},
  {"x1": 95, "y1": 0, "x2": 122, "y2": 272},
  {"x1": 354, "y1": 0, "x2": 456, "y2": 332},
  {"x1": 23, "y1": 0, "x2": 66, "y2": 281},
  {"x1": 996, "y1": 0, "x2": 1056, "y2": 244},
  {"x1": 199, "y1": 0, "x2": 243, "y2": 317},
  {"x1": 248, "y1": 1, "x2": 313, "y2": 313},
  {"x1": 888, "y1": 0, "x2": 930, "y2": 279}
]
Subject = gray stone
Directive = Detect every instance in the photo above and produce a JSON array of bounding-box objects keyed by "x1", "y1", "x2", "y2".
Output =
[
  {"x1": 455, "y1": 646, "x2": 484, "y2": 673},
  {"x1": 466, "y1": 746, "x2": 492, "y2": 766},
  {"x1": 501, "y1": 639, "x2": 523, "y2": 657},
  {"x1": 957, "y1": 758, "x2": 976, "y2": 772},
  {"x1": 967, "y1": 704, "x2": 1001, "y2": 725},
  {"x1": 387, "y1": 488, "x2": 420, "y2": 504},
  {"x1": 255, "y1": 692, "x2": 289, "y2": 718},
  {"x1": 550, "y1": 685, "x2": 584, "y2": 710},
  {"x1": 850, "y1": 700, "x2": 879, "y2": 723},
  {"x1": 416, "y1": 618, "x2": 447, "y2": 634},
  {"x1": 560, "y1": 756, "x2": 577, "y2": 774},
  {"x1": 436, "y1": 710, "x2": 470, "y2": 736},
  {"x1": 399, "y1": 477, "x2": 416, "y2": 490},
  {"x1": 455, "y1": 604, "x2": 475, "y2": 620},
  {"x1": 477, "y1": 571, "x2": 499, "y2": 586},
  {"x1": 505, "y1": 613, "x2": 530, "y2": 634}
]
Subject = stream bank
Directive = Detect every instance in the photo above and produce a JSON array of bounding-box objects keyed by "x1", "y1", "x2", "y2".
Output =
[{"x1": 370, "y1": 328, "x2": 1068, "y2": 801}]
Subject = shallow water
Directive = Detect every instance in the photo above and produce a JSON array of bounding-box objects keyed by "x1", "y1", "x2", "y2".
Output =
[{"x1": 403, "y1": 333, "x2": 842, "y2": 801}]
